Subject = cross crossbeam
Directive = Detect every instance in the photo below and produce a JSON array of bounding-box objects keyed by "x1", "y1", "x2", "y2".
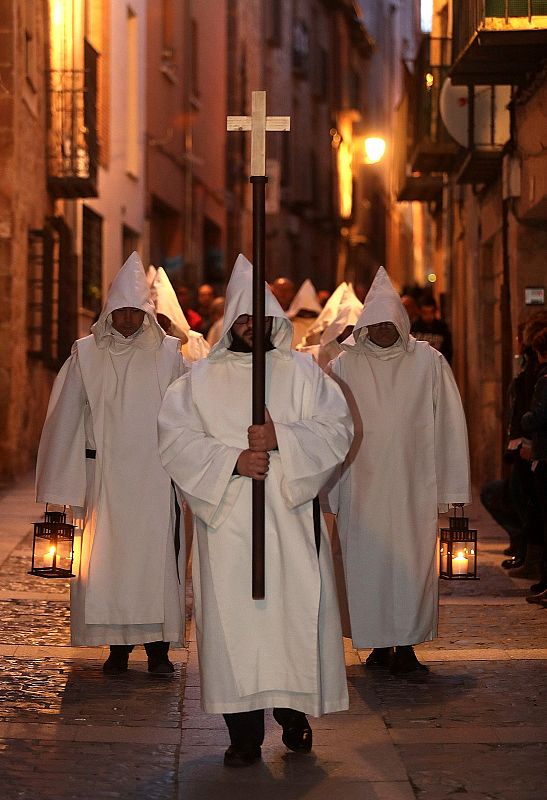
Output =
[{"x1": 227, "y1": 91, "x2": 290, "y2": 177}]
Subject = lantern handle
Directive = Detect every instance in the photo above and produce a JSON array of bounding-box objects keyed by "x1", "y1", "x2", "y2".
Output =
[
  {"x1": 45, "y1": 503, "x2": 67, "y2": 514},
  {"x1": 451, "y1": 503, "x2": 465, "y2": 519}
]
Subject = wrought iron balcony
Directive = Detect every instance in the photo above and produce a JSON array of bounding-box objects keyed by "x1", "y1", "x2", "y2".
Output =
[
  {"x1": 409, "y1": 36, "x2": 462, "y2": 174},
  {"x1": 394, "y1": 64, "x2": 445, "y2": 203},
  {"x1": 47, "y1": 41, "x2": 98, "y2": 198},
  {"x1": 451, "y1": 0, "x2": 547, "y2": 85}
]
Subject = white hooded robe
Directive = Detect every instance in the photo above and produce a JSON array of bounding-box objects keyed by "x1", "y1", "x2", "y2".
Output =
[
  {"x1": 286, "y1": 279, "x2": 322, "y2": 349},
  {"x1": 158, "y1": 254, "x2": 352, "y2": 715},
  {"x1": 152, "y1": 266, "x2": 210, "y2": 363},
  {"x1": 36, "y1": 252, "x2": 185, "y2": 646},
  {"x1": 329, "y1": 267, "x2": 471, "y2": 648},
  {"x1": 317, "y1": 285, "x2": 363, "y2": 370}
]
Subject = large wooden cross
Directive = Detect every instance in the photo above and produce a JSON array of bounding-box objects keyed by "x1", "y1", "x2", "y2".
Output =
[
  {"x1": 227, "y1": 91, "x2": 290, "y2": 599},
  {"x1": 227, "y1": 91, "x2": 290, "y2": 177}
]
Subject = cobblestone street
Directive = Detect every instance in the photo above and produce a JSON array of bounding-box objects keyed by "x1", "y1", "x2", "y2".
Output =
[{"x1": 0, "y1": 474, "x2": 546, "y2": 799}]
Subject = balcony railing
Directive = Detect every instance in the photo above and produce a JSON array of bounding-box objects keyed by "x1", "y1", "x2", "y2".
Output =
[
  {"x1": 409, "y1": 36, "x2": 462, "y2": 174},
  {"x1": 47, "y1": 40, "x2": 98, "y2": 198},
  {"x1": 452, "y1": 0, "x2": 547, "y2": 84},
  {"x1": 394, "y1": 63, "x2": 445, "y2": 203}
]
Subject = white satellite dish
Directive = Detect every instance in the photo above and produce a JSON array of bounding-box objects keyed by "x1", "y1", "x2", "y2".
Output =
[{"x1": 440, "y1": 78, "x2": 511, "y2": 148}]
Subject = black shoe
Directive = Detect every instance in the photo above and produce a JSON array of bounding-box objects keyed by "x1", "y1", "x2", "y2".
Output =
[
  {"x1": 281, "y1": 724, "x2": 312, "y2": 753},
  {"x1": 103, "y1": 653, "x2": 129, "y2": 675},
  {"x1": 525, "y1": 588, "x2": 547, "y2": 605},
  {"x1": 223, "y1": 744, "x2": 262, "y2": 767},
  {"x1": 530, "y1": 579, "x2": 547, "y2": 594},
  {"x1": 503, "y1": 545, "x2": 517, "y2": 556},
  {"x1": 147, "y1": 656, "x2": 175, "y2": 676},
  {"x1": 501, "y1": 556, "x2": 525, "y2": 570},
  {"x1": 365, "y1": 647, "x2": 394, "y2": 669},
  {"x1": 390, "y1": 646, "x2": 429, "y2": 675},
  {"x1": 273, "y1": 709, "x2": 313, "y2": 753}
]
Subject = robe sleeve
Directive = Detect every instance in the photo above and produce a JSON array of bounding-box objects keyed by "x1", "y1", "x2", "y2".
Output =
[
  {"x1": 433, "y1": 351, "x2": 471, "y2": 510},
  {"x1": 35, "y1": 348, "x2": 87, "y2": 509},
  {"x1": 158, "y1": 372, "x2": 242, "y2": 528},
  {"x1": 274, "y1": 358, "x2": 353, "y2": 510},
  {"x1": 318, "y1": 355, "x2": 345, "y2": 514},
  {"x1": 183, "y1": 333, "x2": 210, "y2": 363},
  {"x1": 172, "y1": 349, "x2": 187, "y2": 380}
]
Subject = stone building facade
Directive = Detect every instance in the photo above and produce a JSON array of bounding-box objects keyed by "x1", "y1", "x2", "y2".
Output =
[
  {"x1": 226, "y1": 0, "x2": 374, "y2": 291},
  {"x1": 0, "y1": 0, "x2": 54, "y2": 484},
  {"x1": 395, "y1": 0, "x2": 547, "y2": 487}
]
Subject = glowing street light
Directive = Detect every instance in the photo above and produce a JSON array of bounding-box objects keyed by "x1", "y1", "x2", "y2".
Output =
[{"x1": 364, "y1": 136, "x2": 386, "y2": 165}]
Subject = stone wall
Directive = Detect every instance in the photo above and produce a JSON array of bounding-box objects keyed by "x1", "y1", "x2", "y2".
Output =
[{"x1": 0, "y1": 0, "x2": 53, "y2": 485}]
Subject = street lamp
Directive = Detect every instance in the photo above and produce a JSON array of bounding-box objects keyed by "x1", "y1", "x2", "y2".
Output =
[{"x1": 363, "y1": 136, "x2": 386, "y2": 165}]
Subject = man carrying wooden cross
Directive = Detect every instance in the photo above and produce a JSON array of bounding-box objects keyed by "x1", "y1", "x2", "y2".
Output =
[{"x1": 158, "y1": 254, "x2": 353, "y2": 766}]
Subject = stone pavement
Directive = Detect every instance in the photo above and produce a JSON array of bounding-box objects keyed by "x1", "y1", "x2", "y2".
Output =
[{"x1": 0, "y1": 474, "x2": 546, "y2": 799}]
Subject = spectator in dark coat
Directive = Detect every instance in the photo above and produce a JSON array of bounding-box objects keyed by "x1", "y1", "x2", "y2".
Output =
[
  {"x1": 523, "y1": 327, "x2": 547, "y2": 605},
  {"x1": 411, "y1": 297, "x2": 453, "y2": 364}
]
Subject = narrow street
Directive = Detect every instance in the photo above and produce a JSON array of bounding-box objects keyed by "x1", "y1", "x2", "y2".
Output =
[{"x1": 0, "y1": 475, "x2": 545, "y2": 800}]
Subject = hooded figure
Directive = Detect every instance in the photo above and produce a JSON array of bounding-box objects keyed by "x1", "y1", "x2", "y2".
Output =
[
  {"x1": 316, "y1": 285, "x2": 363, "y2": 370},
  {"x1": 152, "y1": 267, "x2": 210, "y2": 363},
  {"x1": 328, "y1": 266, "x2": 470, "y2": 674},
  {"x1": 286, "y1": 279, "x2": 322, "y2": 349},
  {"x1": 297, "y1": 281, "x2": 348, "y2": 350},
  {"x1": 36, "y1": 252, "x2": 185, "y2": 675},
  {"x1": 158, "y1": 253, "x2": 352, "y2": 765}
]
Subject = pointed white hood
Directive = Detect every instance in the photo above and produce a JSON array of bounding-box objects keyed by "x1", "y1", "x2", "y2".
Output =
[
  {"x1": 286, "y1": 279, "x2": 322, "y2": 319},
  {"x1": 208, "y1": 253, "x2": 292, "y2": 360},
  {"x1": 91, "y1": 251, "x2": 164, "y2": 348},
  {"x1": 350, "y1": 266, "x2": 414, "y2": 351},
  {"x1": 152, "y1": 267, "x2": 190, "y2": 344},
  {"x1": 320, "y1": 285, "x2": 363, "y2": 346},
  {"x1": 301, "y1": 281, "x2": 348, "y2": 342}
]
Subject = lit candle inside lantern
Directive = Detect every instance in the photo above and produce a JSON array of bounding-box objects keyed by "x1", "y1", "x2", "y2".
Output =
[
  {"x1": 49, "y1": 544, "x2": 57, "y2": 570},
  {"x1": 452, "y1": 551, "x2": 468, "y2": 576}
]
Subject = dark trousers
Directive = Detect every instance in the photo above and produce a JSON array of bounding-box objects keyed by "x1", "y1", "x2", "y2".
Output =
[
  {"x1": 109, "y1": 641, "x2": 169, "y2": 658},
  {"x1": 533, "y1": 462, "x2": 547, "y2": 579},
  {"x1": 480, "y1": 477, "x2": 523, "y2": 548},
  {"x1": 223, "y1": 708, "x2": 308, "y2": 749}
]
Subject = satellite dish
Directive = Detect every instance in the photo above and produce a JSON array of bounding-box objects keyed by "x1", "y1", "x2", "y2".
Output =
[{"x1": 440, "y1": 78, "x2": 511, "y2": 148}]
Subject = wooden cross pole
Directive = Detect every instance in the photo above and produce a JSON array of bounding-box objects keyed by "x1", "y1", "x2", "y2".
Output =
[{"x1": 227, "y1": 91, "x2": 290, "y2": 599}]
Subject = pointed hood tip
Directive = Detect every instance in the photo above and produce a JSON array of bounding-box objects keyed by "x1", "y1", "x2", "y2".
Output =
[
  {"x1": 287, "y1": 278, "x2": 322, "y2": 319},
  {"x1": 152, "y1": 266, "x2": 190, "y2": 344},
  {"x1": 350, "y1": 265, "x2": 412, "y2": 350},
  {"x1": 319, "y1": 285, "x2": 363, "y2": 346},
  {"x1": 208, "y1": 253, "x2": 293, "y2": 360},
  {"x1": 91, "y1": 251, "x2": 164, "y2": 347}
]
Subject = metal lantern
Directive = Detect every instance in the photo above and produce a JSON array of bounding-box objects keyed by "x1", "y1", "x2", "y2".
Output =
[
  {"x1": 439, "y1": 504, "x2": 478, "y2": 580},
  {"x1": 29, "y1": 505, "x2": 76, "y2": 578}
]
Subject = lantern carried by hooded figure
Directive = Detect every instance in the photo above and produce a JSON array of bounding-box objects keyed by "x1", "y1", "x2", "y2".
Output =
[
  {"x1": 439, "y1": 504, "x2": 478, "y2": 580},
  {"x1": 29, "y1": 505, "x2": 75, "y2": 578}
]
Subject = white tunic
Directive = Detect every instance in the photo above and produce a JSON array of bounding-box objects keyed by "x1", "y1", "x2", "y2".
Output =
[
  {"x1": 36, "y1": 252, "x2": 186, "y2": 645},
  {"x1": 329, "y1": 267, "x2": 471, "y2": 648},
  {"x1": 152, "y1": 266, "x2": 210, "y2": 363},
  {"x1": 158, "y1": 253, "x2": 353, "y2": 715}
]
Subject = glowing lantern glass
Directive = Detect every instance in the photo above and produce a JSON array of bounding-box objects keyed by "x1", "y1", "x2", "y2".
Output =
[
  {"x1": 439, "y1": 504, "x2": 478, "y2": 580},
  {"x1": 29, "y1": 505, "x2": 75, "y2": 578}
]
